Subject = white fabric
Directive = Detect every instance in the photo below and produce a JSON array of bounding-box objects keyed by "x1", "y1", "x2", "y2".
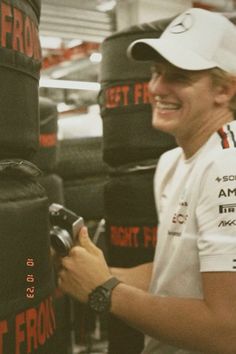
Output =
[
  {"x1": 143, "y1": 121, "x2": 236, "y2": 354},
  {"x1": 128, "y1": 8, "x2": 236, "y2": 73}
]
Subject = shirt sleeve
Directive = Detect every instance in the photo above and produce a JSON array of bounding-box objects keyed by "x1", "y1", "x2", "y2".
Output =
[{"x1": 196, "y1": 149, "x2": 236, "y2": 272}]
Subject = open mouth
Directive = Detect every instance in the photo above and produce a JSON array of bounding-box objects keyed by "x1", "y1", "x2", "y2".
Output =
[{"x1": 154, "y1": 97, "x2": 181, "y2": 111}]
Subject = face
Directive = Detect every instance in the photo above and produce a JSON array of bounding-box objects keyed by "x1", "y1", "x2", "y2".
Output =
[{"x1": 148, "y1": 62, "x2": 220, "y2": 140}]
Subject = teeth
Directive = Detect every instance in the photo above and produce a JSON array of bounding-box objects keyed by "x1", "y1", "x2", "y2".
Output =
[
  {"x1": 156, "y1": 103, "x2": 178, "y2": 109},
  {"x1": 154, "y1": 98, "x2": 180, "y2": 110}
]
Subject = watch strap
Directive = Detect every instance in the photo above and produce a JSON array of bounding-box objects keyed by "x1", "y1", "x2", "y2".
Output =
[{"x1": 100, "y1": 276, "x2": 121, "y2": 291}]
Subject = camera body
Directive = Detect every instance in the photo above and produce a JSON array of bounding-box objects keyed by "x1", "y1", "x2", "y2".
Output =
[{"x1": 49, "y1": 203, "x2": 84, "y2": 256}]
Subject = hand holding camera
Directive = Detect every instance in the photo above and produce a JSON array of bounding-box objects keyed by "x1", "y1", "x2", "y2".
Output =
[
  {"x1": 59, "y1": 224, "x2": 113, "y2": 305},
  {"x1": 49, "y1": 204, "x2": 114, "y2": 309},
  {"x1": 49, "y1": 203, "x2": 84, "y2": 256}
]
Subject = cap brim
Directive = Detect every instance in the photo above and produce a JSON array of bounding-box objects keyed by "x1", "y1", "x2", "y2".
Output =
[{"x1": 127, "y1": 38, "x2": 217, "y2": 71}]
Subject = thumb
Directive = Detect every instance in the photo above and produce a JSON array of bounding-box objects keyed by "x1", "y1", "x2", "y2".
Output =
[{"x1": 78, "y1": 226, "x2": 100, "y2": 255}]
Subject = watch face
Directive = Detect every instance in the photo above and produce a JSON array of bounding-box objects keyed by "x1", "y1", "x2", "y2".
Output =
[{"x1": 89, "y1": 286, "x2": 110, "y2": 313}]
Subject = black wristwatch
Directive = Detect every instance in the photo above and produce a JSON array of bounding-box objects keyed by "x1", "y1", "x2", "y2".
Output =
[{"x1": 88, "y1": 277, "x2": 121, "y2": 313}]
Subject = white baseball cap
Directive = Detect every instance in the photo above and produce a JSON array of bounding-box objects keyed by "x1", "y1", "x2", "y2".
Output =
[{"x1": 128, "y1": 8, "x2": 236, "y2": 73}]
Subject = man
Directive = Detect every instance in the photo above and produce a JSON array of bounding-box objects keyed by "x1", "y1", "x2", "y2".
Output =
[{"x1": 58, "y1": 8, "x2": 236, "y2": 353}]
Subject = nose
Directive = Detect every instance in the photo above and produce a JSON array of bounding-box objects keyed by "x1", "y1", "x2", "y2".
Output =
[{"x1": 148, "y1": 73, "x2": 169, "y2": 99}]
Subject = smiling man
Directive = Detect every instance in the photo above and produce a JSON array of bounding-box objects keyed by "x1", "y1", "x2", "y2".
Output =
[{"x1": 59, "y1": 8, "x2": 236, "y2": 354}]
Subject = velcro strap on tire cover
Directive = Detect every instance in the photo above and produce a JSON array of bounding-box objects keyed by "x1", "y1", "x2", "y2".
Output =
[{"x1": 0, "y1": 160, "x2": 59, "y2": 353}]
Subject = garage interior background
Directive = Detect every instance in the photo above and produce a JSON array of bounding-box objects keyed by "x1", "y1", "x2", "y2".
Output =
[{"x1": 39, "y1": 0, "x2": 236, "y2": 139}]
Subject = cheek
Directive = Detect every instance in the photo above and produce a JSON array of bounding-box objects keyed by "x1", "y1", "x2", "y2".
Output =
[
  {"x1": 148, "y1": 79, "x2": 156, "y2": 98},
  {"x1": 214, "y1": 93, "x2": 229, "y2": 105}
]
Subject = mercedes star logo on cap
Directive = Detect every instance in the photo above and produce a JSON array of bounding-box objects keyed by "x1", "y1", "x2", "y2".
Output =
[{"x1": 169, "y1": 13, "x2": 193, "y2": 34}]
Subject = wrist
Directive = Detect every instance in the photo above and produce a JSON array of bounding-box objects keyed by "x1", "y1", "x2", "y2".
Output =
[{"x1": 88, "y1": 276, "x2": 122, "y2": 313}]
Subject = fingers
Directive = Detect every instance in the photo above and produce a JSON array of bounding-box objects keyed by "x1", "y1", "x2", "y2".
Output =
[
  {"x1": 74, "y1": 225, "x2": 88, "y2": 245},
  {"x1": 76, "y1": 226, "x2": 101, "y2": 256}
]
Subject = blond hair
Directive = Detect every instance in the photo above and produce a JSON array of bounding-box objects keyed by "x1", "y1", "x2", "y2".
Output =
[{"x1": 210, "y1": 67, "x2": 236, "y2": 112}]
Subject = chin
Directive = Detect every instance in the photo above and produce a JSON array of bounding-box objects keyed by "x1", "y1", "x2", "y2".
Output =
[
  {"x1": 152, "y1": 120, "x2": 176, "y2": 135},
  {"x1": 152, "y1": 108, "x2": 181, "y2": 134}
]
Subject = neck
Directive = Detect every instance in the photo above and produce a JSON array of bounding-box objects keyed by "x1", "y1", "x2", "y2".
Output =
[{"x1": 176, "y1": 110, "x2": 234, "y2": 159}]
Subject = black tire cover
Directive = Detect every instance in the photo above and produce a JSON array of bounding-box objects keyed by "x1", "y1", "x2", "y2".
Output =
[{"x1": 0, "y1": 0, "x2": 42, "y2": 160}]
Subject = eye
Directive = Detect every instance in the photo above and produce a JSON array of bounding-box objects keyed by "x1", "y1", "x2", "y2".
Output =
[{"x1": 166, "y1": 72, "x2": 191, "y2": 83}]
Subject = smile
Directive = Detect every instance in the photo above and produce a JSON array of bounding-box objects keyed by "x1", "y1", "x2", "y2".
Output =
[{"x1": 154, "y1": 97, "x2": 181, "y2": 110}]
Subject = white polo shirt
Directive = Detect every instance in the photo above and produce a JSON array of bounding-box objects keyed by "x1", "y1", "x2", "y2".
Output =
[{"x1": 144, "y1": 121, "x2": 236, "y2": 354}]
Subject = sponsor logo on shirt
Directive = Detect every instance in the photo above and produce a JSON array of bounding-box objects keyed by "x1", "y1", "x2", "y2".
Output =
[
  {"x1": 219, "y1": 203, "x2": 236, "y2": 213},
  {"x1": 218, "y1": 188, "x2": 236, "y2": 198},
  {"x1": 218, "y1": 219, "x2": 236, "y2": 227},
  {"x1": 172, "y1": 213, "x2": 188, "y2": 224},
  {"x1": 216, "y1": 175, "x2": 236, "y2": 183},
  {"x1": 168, "y1": 231, "x2": 181, "y2": 237},
  {"x1": 179, "y1": 201, "x2": 188, "y2": 207},
  {"x1": 168, "y1": 200, "x2": 188, "y2": 237}
]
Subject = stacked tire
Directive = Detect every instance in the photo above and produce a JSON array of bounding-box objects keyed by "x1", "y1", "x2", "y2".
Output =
[
  {"x1": 0, "y1": 161, "x2": 57, "y2": 354},
  {"x1": 32, "y1": 96, "x2": 72, "y2": 354},
  {"x1": 99, "y1": 17, "x2": 176, "y2": 354},
  {"x1": 56, "y1": 136, "x2": 109, "y2": 225},
  {"x1": 55, "y1": 136, "x2": 110, "y2": 348},
  {"x1": 99, "y1": 16, "x2": 176, "y2": 168},
  {"x1": 0, "y1": 1, "x2": 65, "y2": 353},
  {"x1": 33, "y1": 96, "x2": 64, "y2": 206}
]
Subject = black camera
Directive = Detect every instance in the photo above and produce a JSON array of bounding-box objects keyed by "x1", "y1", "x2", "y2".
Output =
[{"x1": 49, "y1": 203, "x2": 84, "y2": 256}]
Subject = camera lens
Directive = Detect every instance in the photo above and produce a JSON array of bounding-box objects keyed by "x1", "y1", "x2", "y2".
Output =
[{"x1": 50, "y1": 226, "x2": 73, "y2": 256}]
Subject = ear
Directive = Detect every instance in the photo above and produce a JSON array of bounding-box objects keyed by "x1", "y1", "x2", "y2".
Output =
[{"x1": 214, "y1": 77, "x2": 236, "y2": 105}]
